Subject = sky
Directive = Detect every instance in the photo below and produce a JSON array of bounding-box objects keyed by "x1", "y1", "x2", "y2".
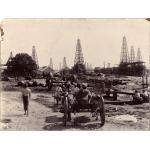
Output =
[{"x1": 1, "y1": 19, "x2": 150, "y2": 69}]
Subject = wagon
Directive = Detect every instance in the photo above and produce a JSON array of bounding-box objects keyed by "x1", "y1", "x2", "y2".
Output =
[
  {"x1": 59, "y1": 92, "x2": 105, "y2": 126},
  {"x1": 46, "y1": 79, "x2": 65, "y2": 91}
]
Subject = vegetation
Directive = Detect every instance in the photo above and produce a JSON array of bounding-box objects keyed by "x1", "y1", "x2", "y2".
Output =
[
  {"x1": 71, "y1": 63, "x2": 86, "y2": 75},
  {"x1": 3, "y1": 53, "x2": 38, "y2": 79},
  {"x1": 94, "y1": 67, "x2": 101, "y2": 74}
]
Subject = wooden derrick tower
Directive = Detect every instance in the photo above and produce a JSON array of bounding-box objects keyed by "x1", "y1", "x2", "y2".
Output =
[
  {"x1": 74, "y1": 38, "x2": 84, "y2": 65},
  {"x1": 120, "y1": 36, "x2": 130, "y2": 63},
  {"x1": 32, "y1": 45, "x2": 39, "y2": 68}
]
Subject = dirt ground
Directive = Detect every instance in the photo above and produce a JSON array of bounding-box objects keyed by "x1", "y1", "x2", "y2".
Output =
[{"x1": 0, "y1": 88, "x2": 149, "y2": 131}]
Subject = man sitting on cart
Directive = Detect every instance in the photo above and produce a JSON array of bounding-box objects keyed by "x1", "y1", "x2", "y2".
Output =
[
  {"x1": 74, "y1": 83, "x2": 92, "y2": 109},
  {"x1": 54, "y1": 84, "x2": 63, "y2": 105}
]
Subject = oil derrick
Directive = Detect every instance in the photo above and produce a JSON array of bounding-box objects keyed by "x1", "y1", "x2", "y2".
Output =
[
  {"x1": 130, "y1": 46, "x2": 135, "y2": 63},
  {"x1": 120, "y1": 36, "x2": 129, "y2": 63},
  {"x1": 84, "y1": 62, "x2": 87, "y2": 68},
  {"x1": 59, "y1": 62, "x2": 61, "y2": 71},
  {"x1": 32, "y1": 46, "x2": 39, "y2": 68},
  {"x1": 10, "y1": 51, "x2": 13, "y2": 59},
  {"x1": 136, "y1": 48, "x2": 142, "y2": 62},
  {"x1": 107, "y1": 63, "x2": 110, "y2": 68},
  {"x1": 63, "y1": 57, "x2": 67, "y2": 69},
  {"x1": 103, "y1": 62, "x2": 105, "y2": 68},
  {"x1": 74, "y1": 38, "x2": 84, "y2": 65},
  {"x1": 49, "y1": 57, "x2": 53, "y2": 69},
  {"x1": 86, "y1": 62, "x2": 89, "y2": 69},
  {"x1": 6, "y1": 51, "x2": 13, "y2": 65},
  {"x1": 89, "y1": 64, "x2": 92, "y2": 69}
]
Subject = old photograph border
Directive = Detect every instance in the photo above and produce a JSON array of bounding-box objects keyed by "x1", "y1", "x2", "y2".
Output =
[{"x1": 0, "y1": 0, "x2": 150, "y2": 150}]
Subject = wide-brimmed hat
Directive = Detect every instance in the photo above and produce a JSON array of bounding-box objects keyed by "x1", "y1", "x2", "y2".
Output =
[
  {"x1": 82, "y1": 83, "x2": 88, "y2": 88},
  {"x1": 73, "y1": 82, "x2": 77, "y2": 86}
]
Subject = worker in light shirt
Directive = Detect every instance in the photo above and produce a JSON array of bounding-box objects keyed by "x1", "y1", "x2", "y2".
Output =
[
  {"x1": 21, "y1": 83, "x2": 31, "y2": 116},
  {"x1": 141, "y1": 90, "x2": 149, "y2": 103}
]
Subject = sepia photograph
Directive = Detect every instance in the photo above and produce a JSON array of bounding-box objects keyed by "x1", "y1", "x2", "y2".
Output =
[{"x1": 0, "y1": 18, "x2": 150, "y2": 131}]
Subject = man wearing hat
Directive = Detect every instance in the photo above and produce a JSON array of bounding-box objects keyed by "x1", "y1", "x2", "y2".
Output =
[{"x1": 75, "y1": 83, "x2": 92, "y2": 106}]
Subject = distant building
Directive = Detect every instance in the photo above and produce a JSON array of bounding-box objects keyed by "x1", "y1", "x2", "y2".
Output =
[{"x1": 36, "y1": 66, "x2": 54, "y2": 77}]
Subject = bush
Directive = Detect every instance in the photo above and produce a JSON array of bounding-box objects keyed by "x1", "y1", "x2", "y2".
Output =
[
  {"x1": 33, "y1": 81, "x2": 38, "y2": 87},
  {"x1": 25, "y1": 76, "x2": 32, "y2": 80},
  {"x1": 1, "y1": 76, "x2": 10, "y2": 81},
  {"x1": 18, "y1": 81, "x2": 25, "y2": 86}
]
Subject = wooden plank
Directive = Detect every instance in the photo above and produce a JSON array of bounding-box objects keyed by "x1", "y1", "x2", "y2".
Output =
[
  {"x1": 108, "y1": 91, "x2": 134, "y2": 95},
  {"x1": 117, "y1": 91, "x2": 134, "y2": 95},
  {"x1": 104, "y1": 100, "x2": 142, "y2": 105}
]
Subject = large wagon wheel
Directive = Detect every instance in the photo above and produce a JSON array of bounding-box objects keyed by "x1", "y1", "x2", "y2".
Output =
[
  {"x1": 63, "y1": 95, "x2": 71, "y2": 126},
  {"x1": 48, "y1": 80, "x2": 53, "y2": 91},
  {"x1": 96, "y1": 103, "x2": 105, "y2": 126},
  {"x1": 97, "y1": 99, "x2": 105, "y2": 126},
  {"x1": 91, "y1": 96, "x2": 105, "y2": 126}
]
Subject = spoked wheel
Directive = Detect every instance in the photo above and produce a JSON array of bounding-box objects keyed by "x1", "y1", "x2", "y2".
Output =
[
  {"x1": 63, "y1": 108, "x2": 72, "y2": 126},
  {"x1": 63, "y1": 96, "x2": 70, "y2": 126},
  {"x1": 98, "y1": 96, "x2": 105, "y2": 126},
  {"x1": 63, "y1": 109, "x2": 67, "y2": 126},
  {"x1": 95, "y1": 108, "x2": 105, "y2": 126},
  {"x1": 93, "y1": 101, "x2": 105, "y2": 127}
]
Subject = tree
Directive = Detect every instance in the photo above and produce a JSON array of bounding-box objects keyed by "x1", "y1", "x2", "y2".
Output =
[
  {"x1": 94, "y1": 67, "x2": 101, "y2": 74},
  {"x1": 4, "y1": 53, "x2": 38, "y2": 78},
  {"x1": 60, "y1": 67, "x2": 71, "y2": 76},
  {"x1": 72, "y1": 63, "x2": 86, "y2": 75}
]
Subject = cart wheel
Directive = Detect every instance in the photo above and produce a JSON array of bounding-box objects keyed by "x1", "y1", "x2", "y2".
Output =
[
  {"x1": 99, "y1": 108, "x2": 105, "y2": 126},
  {"x1": 63, "y1": 112, "x2": 67, "y2": 126},
  {"x1": 96, "y1": 104, "x2": 105, "y2": 126},
  {"x1": 63, "y1": 102, "x2": 67, "y2": 126}
]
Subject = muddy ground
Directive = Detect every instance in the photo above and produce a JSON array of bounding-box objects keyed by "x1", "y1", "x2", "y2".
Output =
[{"x1": 0, "y1": 78, "x2": 149, "y2": 130}]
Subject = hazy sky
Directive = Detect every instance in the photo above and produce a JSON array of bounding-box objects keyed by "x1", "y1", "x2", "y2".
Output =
[{"x1": 1, "y1": 19, "x2": 149, "y2": 69}]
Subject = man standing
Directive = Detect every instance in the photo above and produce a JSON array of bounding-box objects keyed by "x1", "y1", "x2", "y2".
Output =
[
  {"x1": 141, "y1": 90, "x2": 149, "y2": 103},
  {"x1": 21, "y1": 84, "x2": 31, "y2": 116}
]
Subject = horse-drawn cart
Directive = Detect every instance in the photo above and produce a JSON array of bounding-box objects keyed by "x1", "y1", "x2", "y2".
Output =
[{"x1": 59, "y1": 92, "x2": 105, "y2": 127}]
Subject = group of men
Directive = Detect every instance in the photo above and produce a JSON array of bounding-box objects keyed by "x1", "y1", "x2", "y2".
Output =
[
  {"x1": 20, "y1": 73, "x2": 149, "y2": 116},
  {"x1": 54, "y1": 81, "x2": 92, "y2": 106},
  {"x1": 133, "y1": 90, "x2": 149, "y2": 103}
]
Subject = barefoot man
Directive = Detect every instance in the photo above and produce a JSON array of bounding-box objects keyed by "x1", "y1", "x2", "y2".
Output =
[{"x1": 22, "y1": 84, "x2": 31, "y2": 116}]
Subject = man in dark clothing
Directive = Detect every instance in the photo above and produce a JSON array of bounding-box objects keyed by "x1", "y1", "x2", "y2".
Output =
[
  {"x1": 75, "y1": 83, "x2": 92, "y2": 107},
  {"x1": 21, "y1": 84, "x2": 31, "y2": 116}
]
